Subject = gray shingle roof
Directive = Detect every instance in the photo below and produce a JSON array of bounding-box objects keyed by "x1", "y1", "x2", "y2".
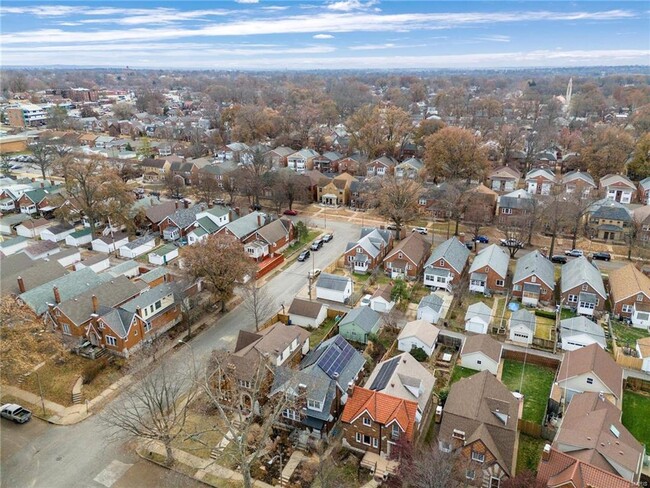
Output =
[
  {"x1": 561, "y1": 256, "x2": 606, "y2": 297},
  {"x1": 107, "y1": 260, "x2": 140, "y2": 277},
  {"x1": 510, "y1": 309, "x2": 536, "y2": 333},
  {"x1": 469, "y1": 244, "x2": 509, "y2": 278},
  {"x1": 339, "y1": 306, "x2": 381, "y2": 333},
  {"x1": 418, "y1": 293, "x2": 444, "y2": 312},
  {"x1": 121, "y1": 234, "x2": 156, "y2": 250},
  {"x1": 166, "y1": 205, "x2": 204, "y2": 230},
  {"x1": 301, "y1": 334, "x2": 366, "y2": 393},
  {"x1": 465, "y1": 302, "x2": 493, "y2": 323},
  {"x1": 498, "y1": 189, "x2": 534, "y2": 211},
  {"x1": 139, "y1": 267, "x2": 168, "y2": 283},
  {"x1": 316, "y1": 273, "x2": 350, "y2": 291},
  {"x1": 424, "y1": 236, "x2": 470, "y2": 273},
  {"x1": 560, "y1": 316, "x2": 606, "y2": 346},
  {"x1": 591, "y1": 205, "x2": 631, "y2": 222},
  {"x1": 222, "y1": 211, "x2": 265, "y2": 239},
  {"x1": 121, "y1": 282, "x2": 177, "y2": 314},
  {"x1": 513, "y1": 250, "x2": 555, "y2": 289}
]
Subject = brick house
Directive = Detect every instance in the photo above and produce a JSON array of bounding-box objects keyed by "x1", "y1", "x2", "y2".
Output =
[
  {"x1": 600, "y1": 174, "x2": 637, "y2": 204},
  {"x1": 243, "y1": 218, "x2": 295, "y2": 261},
  {"x1": 159, "y1": 204, "x2": 204, "y2": 241},
  {"x1": 216, "y1": 211, "x2": 268, "y2": 242},
  {"x1": 588, "y1": 202, "x2": 632, "y2": 242},
  {"x1": 16, "y1": 188, "x2": 56, "y2": 215},
  {"x1": 341, "y1": 386, "x2": 419, "y2": 458},
  {"x1": 561, "y1": 170, "x2": 596, "y2": 197},
  {"x1": 287, "y1": 149, "x2": 320, "y2": 173},
  {"x1": 266, "y1": 146, "x2": 294, "y2": 168},
  {"x1": 560, "y1": 257, "x2": 607, "y2": 317},
  {"x1": 608, "y1": 263, "x2": 650, "y2": 327},
  {"x1": 344, "y1": 228, "x2": 393, "y2": 274},
  {"x1": 438, "y1": 370, "x2": 519, "y2": 487},
  {"x1": 488, "y1": 166, "x2": 520, "y2": 193},
  {"x1": 317, "y1": 173, "x2": 358, "y2": 206},
  {"x1": 383, "y1": 232, "x2": 431, "y2": 280},
  {"x1": 511, "y1": 250, "x2": 555, "y2": 306},
  {"x1": 423, "y1": 237, "x2": 470, "y2": 291},
  {"x1": 468, "y1": 244, "x2": 509, "y2": 295},
  {"x1": 144, "y1": 201, "x2": 177, "y2": 232},
  {"x1": 366, "y1": 156, "x2": 397, "y2": 177},
  {"x1": 337, "y1": 153, "x2": 367, "y2": 176},
  {"x1": 496, "y1": 189, "x2": 535, "y2": 223},
  {"x1": 525, "y1": 168, "x2": 556, "y2": 195},
  {"x1": 638, "y1": 177, "x2": 650, "y2": 205},
  {"x1": 139, "y1": 158, "x2": 170, "y2": 182}
]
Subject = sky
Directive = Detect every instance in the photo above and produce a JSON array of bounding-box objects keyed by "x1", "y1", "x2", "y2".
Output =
[{"x1": 1, "y1": 1, "x2": 649, "y2": 70}]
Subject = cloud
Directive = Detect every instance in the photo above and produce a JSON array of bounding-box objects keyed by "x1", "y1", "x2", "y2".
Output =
[
  {"x1": 476, "y1": 35, "x2": 511, "y2": 43},
  {"x1": 349, "y1": 43, "x2": 395, "y2": 50},
  {"x1": 235, "y1": 0, "x2": 260, "y2": 3},
  {"x1": 326, "y1": 0, "x2": 377, "y2": 12},
  {"x1": 313, "y1": 34, "x2": 334, "y2": 39}
]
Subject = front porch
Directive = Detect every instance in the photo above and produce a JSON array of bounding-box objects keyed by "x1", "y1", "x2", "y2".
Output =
[
  {"x1": 423, "y1": 267, "x2": 452, "y2": 291},
  {"x1": 360, "y1": 451, "x2": 399, "y2": 480},
  {"x1": 577, "y1": 292, "x2": 597, "y2": 317},
  {"x1": 469, "y1": 272, "x2": 487, "y2": 293},
  {"x1": 522, "y1": 283, "x2": 541, "y2": 307}
]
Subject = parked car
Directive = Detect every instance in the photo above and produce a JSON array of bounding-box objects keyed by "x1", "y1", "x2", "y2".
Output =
[
  {"x1": 0, "y1": 404, "x2": 31, "y2": 424},
  {"x1": 283, "y1": 209, "x2": 298, "y2": 216},
  {"x1": 310, "y1": 239, "x2": 324, "y2": 251},
  {"x1": 551, "y1": 255, "x2": 568, "y2": 264},
  {"x1": 591, "y1": 251, "x2": 611, "y2": 261},
  {"x1": 9, "y1": 164, "x2": 22, "y2": 170},
  {"x1": 322, "y1": 233, "x2": 333, "y2": 242},
  {"x1": 386, "y1": 224, "x2": 398, "y2": 231},
  {"x1": 360, "y1": 294, "x2": 372, "y2": 307},
  {"x1": 308, "y1": 268, "x2": 322, "y2": 279},
  {"x1": 465, "y1": 241, "x2": 474, "y2": 250},
  {"x1": 473, "y1": 235, "x2": 489, "y2": 243},
  {"x1": 564, "y1": 249, "x2": 584, "y2": 257},
  {"x1": 412, "y1": 226, "x2": 428, "y2": 235},
  {"x1": 500, "y1": 238, "x2": 524, "y2": 248},
  {"x1": 297, "y1": 250, "x2": 310, "y2": 262}
]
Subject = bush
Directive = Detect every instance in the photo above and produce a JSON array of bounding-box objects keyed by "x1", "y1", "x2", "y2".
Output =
[
  {"x1": 82, "y1": 357, "x2": 108, "y2": 385},
  {"x1": 410, "y1": 346, "x2": 428, "y2": 362},
  {"x1": 534, "y1": 309, "x2": 556, "y2": 320},
  {"x1": 438, "y1": 388, "x2": 449, "y2": 406}
]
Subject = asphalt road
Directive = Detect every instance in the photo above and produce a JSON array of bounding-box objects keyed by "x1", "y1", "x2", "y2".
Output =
[{"x1": 0, "y1": 218, "x2": 359, "y2": 488}]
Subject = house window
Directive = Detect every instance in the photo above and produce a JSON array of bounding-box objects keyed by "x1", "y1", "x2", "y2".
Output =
[
  {"x1": 471, "y1": 451, "x2": 485, "y2": 463},
  {"x1": 501, "y1": 208, "x2": 512, "y2": 214},
  {"x1": 363, "y1": 417, "x2": 371, "y2": 427},
  {"x1": 155, "y1": 300, "x2": 162, "y2": 310},
  {"x1": 398, "y1": 252, "x2": 403, "y2": 259},
  {"x1": 496, "y1": 279, "x2": 505, "y2": 287},
  {"x1": 144, "y1": 322, "x2": 152, "y2": 333},
  {"x1": 466, "y1": 469, "x2": 476, "y2": 480},
  {"x1": 105, "y1": 336, "x2": 117, "y2": 347},
  {"x1": 372, "y1": 437, "x2": 379, "y2": 448},
  {"x1": 638, "y1": 312, "x2": 650, "y2": 321},
  {"x1": 357, "y1": 248, "x2": 362, "y2": 254},
  {"x1": 568, "y1": 294, "x2": 578, "y2": 303},
  {"x1": 586, "y1": 377, "x2": 594, "y2": 385},
  {"x1": 282, "y1": 409, "x2": 299, "y2": 421},
  {"x1": 239, "y1": 380, "x2": 251, "y2": 389},
  {"x1": 477, "y1": 360, "x2": 482, "y2": 364},
  {"x1": 452, "y1": 429, "x2": 465, "y2": 440},
  {"x1": 531, "y1": 276, "x2": 536, "y2": 283},
  {"x1": 439, "y1": 259, "x2": 445, "y2": 266},
  {"x1": 582, "y1": 284, "x2": 588, "y2": 292},
  {"x1": 391, "y1": 423, "x2": 400, "y2": 440},
  {"x1": 348, "y1": 256, "x2": 354, "y2": 262},
  {"x1": 490, "y1": 477, "x2": 501, "y2": 488},
  {"x1": 638, "y1": 294, "x2": 644, "y2": 302},
  {"x1": 307, "y1": 399, "x2": 322, "y2": 410},
  {"x1": 363, "y1": 435, "x2": 372, "y2": 446},
  {"x1": 62, "y1": 324, "x2": 71, "y2": 335},
  {"x1": 356, "y1": 432, "x2": 361, "y2": 443},
  {"x1": 513, "y1": 284, "x2": 521, "y2": 291},
  {"x1": 621, "y1": 304, "x2": 633, "y2": 313}
]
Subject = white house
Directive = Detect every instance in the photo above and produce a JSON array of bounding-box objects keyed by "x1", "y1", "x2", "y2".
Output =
[
  {"x1": 16, "y1": 219, "x2": 51, "y2": 239},
  {"x1": 91, "y1": 232, "x2": 129, "y2": 253},
  {"x1": 287, "y1": 298, "x2": 328, "y2": 329},
  {"x1": 397, "y1": 319, "x2": 440, "y2": 357},
  {"x1": 508, "y1": 309, "x2": 536, "y2": 345},
  {"x1": 106, "y1": 259, "x2": 141, "y2": 279},
  {"x1": 55, "y1": 247, "x2": 81, "y2": 268},
  {"x1": 556, "y1": 343, "x2": 623, "y2": 405},
  {"x1": 369, "y1": 284, "x2": 395, "y2": 313},
  {"x1": 460, "y1": 334, "x2": 502, "y2": 375},
  {"x1": 65, "y1": 228, "x2": 93, "y2": 247},
  {"x1": 315, "y1": 273, "x2": 353, "y2": 304},
  {"x1": 464, "y1": 302, "x2": 493, "y2": 334},
  {"x1": 0, "y1": 236, "x2": 30, "y2": 256},
  {"x1": 416, "y1": 293, "x2": 444, "y2": 324},
  {"x1": 636, "y1": 338, "x2": 650, "y2": 374},
  {"x1": 74, "y1": 254, "x2": 111, "y2": 273},
  {"x1": 148, "y1": 243, "x2": 179, "y2": 266},
  {"x1": 560, "y1": 316, "x2": 607, "y2": 351},
  {"x1": 39, "y1": 223, "x2": 76, "y2": 242},
  {"x1": 119, "y1": 235, "x2": 157, "y2": 259},
  {"x1": 630, "y1": 302, "x2": 650, "y2": 329}
]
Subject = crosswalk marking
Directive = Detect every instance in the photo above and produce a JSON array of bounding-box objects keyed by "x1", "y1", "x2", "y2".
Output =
[{"x1": 93, "y1": 460, "x2": 133, "y2": 488}]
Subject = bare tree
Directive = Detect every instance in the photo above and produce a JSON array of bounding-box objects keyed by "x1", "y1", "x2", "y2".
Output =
[
  {"x1": 164, "y1": 173, "x2": 185, "y2": 200},
  {"x1": 241, "y1": 280, "x2": 274, "y2": 332},
  {"x1": 30, "y1": 141, "x2": 54, "y2": 180},
  {"x1": 391, "y1": 438, "x2": 462, "y2": 488},
  {"x1": 102, "y1": 364, "x2": 197, "y2": 467},
  {"x1": 430, "y1": 180, "x2": 471, "y2": 237},
  {"x1": 501, "y1": 215, "x2": 530, "y2": 258},
  {"x1": 539, "y1": 186, "x2": 574, "y2": 257},
  {"x1": 191, "y1": 172, "x2": 221, "y2": 204},
  {"x1": 464, "y1": 203, "x2": 495, "y2": 250},
  {"x1": 367, "y1": 176, "x2": 423, "y2": 237}
]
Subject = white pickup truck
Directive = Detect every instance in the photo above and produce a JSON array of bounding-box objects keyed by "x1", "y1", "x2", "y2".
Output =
[{"x1": 0, "y1": 403, "x2": 32, "y2": 423}]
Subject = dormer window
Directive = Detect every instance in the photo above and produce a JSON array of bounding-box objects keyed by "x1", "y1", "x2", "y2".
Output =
[
  {"x1": 439, "y1": 259, "x2": 444, "y2": 266},
  {"x1": 452, "y1": 429, "x2": 465, "y2": 440},
  {"x1": 307, "y1": 399, "x2": 322, "y2": 411}
]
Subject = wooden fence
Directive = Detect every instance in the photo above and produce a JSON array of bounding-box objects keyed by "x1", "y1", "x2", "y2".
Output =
[
  {"x1": 612, "y1": 342, "x2": 644, "y2": 370},
  {"x1": 626, "y1": 377, "x2": 650, "y2": 394},
  {"x1": 502, "y1": 349, "x2": 561, "y2": 370}
]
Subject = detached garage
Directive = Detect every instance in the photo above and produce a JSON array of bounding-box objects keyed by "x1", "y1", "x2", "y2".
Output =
[
  {"x1": 288, "y1": 298, "x2": 327, "y2": 329},
  {"x1": 119, "y1": 235, "x2": 157, "y2": 259},
  {"x1": 148, "y1": 243, "x2": 179, "y2": 265},
  {"x1": 397, "y1": 319, "x2": 440, "y2": 357}
]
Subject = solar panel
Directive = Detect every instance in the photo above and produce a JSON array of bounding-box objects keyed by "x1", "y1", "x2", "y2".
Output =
[
  {"x1": 318, "y1": 348, "x2": 337, "y2": 373},
  {"x1": 369, "y1": 356, "x2": 400, "y2": 391}
]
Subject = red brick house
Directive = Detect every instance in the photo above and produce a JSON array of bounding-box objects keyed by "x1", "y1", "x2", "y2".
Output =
[
  {"x1": 560, "y1": 257, "x2": 607, "y2": 317},
  {"x1": 341, "y1": 386, "x2": 419, "y2": 458},
  {"x1": 608, "y1": 263, "x2": 650, "y2": 325},
  {"x1": 511, "y1": 250, "x2": 555, "y2": 306},
  {"x1": 468, "y1": 244, "x2": 509, "y2": 295},
  {"x1": 366, "y1": 156, "x2": 397, "y2": 177},
  {"x1": 344, "y1": 228, "x2": 393, "y2": 274},
  {"x1": 16, "y1": 188, "x2": 57, "y2": 215},
  {"x1": 243, "y1": 218, "x2": 295, "y2": 261},
  {"x1": 383, "y1": 232, "x2": 431, "y2": 280},
  {"x1": 525, "y1": 168, "x2": 556, "y2": 195}
]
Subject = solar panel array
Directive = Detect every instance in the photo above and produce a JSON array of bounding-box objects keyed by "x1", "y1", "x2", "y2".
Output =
[
  {"x1": 317, "y1": 336, "x2": 356, "y2": 379},
  {"x1": 368, "y1": 356, "x2": 400, "y2": 391}
]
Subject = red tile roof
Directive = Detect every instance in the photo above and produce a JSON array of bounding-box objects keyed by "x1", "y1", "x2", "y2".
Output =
[
  {"x1": 537, "y1": 447, "x2": 636, "y2": 488},
  {"x1": 341, "y1": 386, "x2": 419, "y2": 440}
]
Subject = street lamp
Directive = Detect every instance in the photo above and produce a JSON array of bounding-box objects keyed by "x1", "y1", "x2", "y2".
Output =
[
  {"x1": 25, "y1": 370, "x2": 46, "y2": 416},
  {"x1": 268, "y1": 451, "x2": 284, "y2": 487}
]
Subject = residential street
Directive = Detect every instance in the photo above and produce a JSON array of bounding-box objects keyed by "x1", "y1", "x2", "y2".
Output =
[{"x1": 0, "y1": 219, "x2": 359, "y2": 488}]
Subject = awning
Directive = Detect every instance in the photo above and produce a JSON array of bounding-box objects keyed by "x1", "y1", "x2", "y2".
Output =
[
  {"x1": 427, "y1": 267, "x2": 451, "y2": 277},
  {"x1": 302, "y1": 415, "x2": 325, "y2": 430},
  {"x1": 470, "y1": 272, "x2": 487, "y2": 281},
  {"x1": 523, "y1": 283, "x2": 541, "y2": 293},
  {"x1": 578, "y1": 292, "x2": 597, "y2": 304}
]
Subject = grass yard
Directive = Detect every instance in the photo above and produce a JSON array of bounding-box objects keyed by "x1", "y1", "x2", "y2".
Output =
[
  {"x1": 172, "y1": 409, "x2": 224, "y2": 459},
  {"x1": 622, "y1": 390, "x2": 650, "y2": 447},
  {"x1": 500, "y1": 359, "x2": 556, "y2": 424},
  {"x1": 450, "y1": 365, "x2": 478, "y2": 385},
  {"x1": 516, "y1": 433, "x2": 547, "y2": 475},
  {"x1": 469, "y1": 295, "x2": 495, "y2": 310},
  {"x1": 612, "y1": 321, "x2": 650, "y2": 347},
  {"x1": 307, "y1": 318, "x2": 338, "y2": 347},
  {"x1": 20, "y1": 354, "x2": 124, "y2": 406},
  {"x1": 283, "y1": 230, "x2": 320, "y2": 258},
  {"x1": 535, "y1": 316, "x2": 555, "y2": 340},
  {"x1": 560, "y1": 309, "x2": 578, "y2": 320}
]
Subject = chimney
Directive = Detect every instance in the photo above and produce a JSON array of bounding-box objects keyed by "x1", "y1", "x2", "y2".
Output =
[
  {"x1": 184, "y1": 199, "x2": 189, "y2": 209},
  {"x1": 31, "y1": 177, "x2": 35, "y2": 182},
  {"x1": 542, "y1": 444, "x2": 551, "y2": 462},
  {"x1": 257, "y1": 213, "x2": 262, "y2": 227},
  {"x1": 175, "y1": 201, "x2": 179, "y2": 209},
  {"x1": 17, "y1": 276, "x2": 25, "y2": 293},
  {"x1": 347, "y1": 380, "x2": 354, "y2": 396},
  {"x1": 53, "y1": 286, "x2": 61, "y2": 304},
  {"x1": 228, "y1": 209, "x2": 234, "y2": 222},
  {"x1": 92, "y1": 294, "x2": 98, "y2": 313},
  {"x1": 50, "y1": 180, "x2": 55, "y2": 185},
  {"x1": 136, "y1": 306, "x2": 142, "y2": 317}
]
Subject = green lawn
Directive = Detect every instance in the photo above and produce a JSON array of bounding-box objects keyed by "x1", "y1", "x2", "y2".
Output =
[
  {"x1": 307, "y1": 318, "x2": 338, "y2": 347},
  {"x1": 560, "y1": 308, "x2": 578, "y2": 320},
  {"x1": 535, "y1": 316, "x2": 555, "y2": 340},
  {"x1": 612, "y1": 321, "x2": 650, "y2": 347},
  {"x1": 516, "y1": 433, "x2": 547, "y2": 475},
  {"x1": 622, "y1": 390, "x2": 650, "y2": 447},
  {"x1": 450, "y1": 366, "x2": 478, "y2": 385},
  {"x1": 500, "y1": 359, "x2": 556, "y2": 424}
]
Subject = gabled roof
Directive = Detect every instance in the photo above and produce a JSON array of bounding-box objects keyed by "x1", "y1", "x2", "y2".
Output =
[
  {"x1": 233, "y1": 322, "x2": 310, "y2": 365},
  {"x1": 469, "y1": 244, "x2": 509, "y2": 278},
  {"x1": 365, "y1": 352, "x2": 435, "y2": 413},
  {"x1": 599, "y1": 174, "x2": 635, "y2": 190},
  {"x1": 464, "y1": 302, "x2": 493, "y2": 324},
  {"x1": 121, "y1": 234, "x2": 156, "y2": 250},
  {"x1": 608, "y1": 264, "x2": 650, "y2": 304},
  {"x1": 553, "y1": 392, "x2": 643, "y2": 481},
  {"x1": 339, "y1": 306, "x2": 381, "y2": 333},
  {"x1": 526, "y1": 168, "x2": 556, "y2": 181},
  {"x1": 489, "y1": 166, "x2": 521, "y2": 180},
  {"x1": 269, "y1": 146, "x2": 295, "y2": 158},
  {"x1": 145, "y1": 201, "x2": 177, "y2": 224},
  {"x1": 560, "y1": 316, "x2": 606, "y2": 347},
  {"x1": 537, "y1": 447, "x2": 637, "y2": 488},
  {"x1": 513, "y1": 250, "x2": 555, "y2": 289},
  {"x1": 561, "y1": 256, "x2": 606, "y2": 298},
  {"x1": 221, "y1": 211, "x2": 265, "y2": 239},
  {"x1": 384, "y1": 232, "x2": 430, "y2": 265},
  {"x1": 461, "y1": 334, "x2": 502, "y2": 364},
  {"x1": 301, "y1": 334, "x2": 365, "y2": 391},
  {"x1": 288, "y1": 298, "x2": 325, "y2": 319},
  {"x1": 0, "y1": 254, "x2": 67, "y2": 296},
  {"x1": 369, "y1": 155, "x2": 397, "y2": 167},
  {"x1": 498, "y1": 189, "x2": 534, "y2": 210},
  {"x1": 418, "y1": 293, "x2": 444, "y2": 312},
  {"x1": 22, "y1": 188, "x2": 49, "y2": 204},
  {"x1": 562, "y1": 170, "x2": 596, "y2": 187},
  {"x1": 316, "y1": 273, "x2": 351, "y2": 292},
  {"x1": 341, "y1": 386, "x2": 419, "y2": 440},
  {"x1": 256, "y1": 218, "x2": 291, "y2": 245},
  {"x1": 396, "y1": 157, "x2": 423, "y2": 170},
  {"x1": 591, "y1": 204, "x2": 632, "y2": 222},
  {"x1": 18, "y1": 217, "x2": 51, "y2": 230},
  {"x1": 557, "y1": 344, "x2": 623, "y2": 399},
  {"x1": 424, "y1": 236, "x2": 470, "y2": 273},
  {"x1": 639, "y1": 176, "x2": 650, "y2": 190},
  {"x1": 509, "y1": 309, "x2": 536, "y2": 333},
  {"x1": 164, "y1": 205, "x2": 204, "y2": 230},
  {"x1": 288, "y1": 148, "x2": 319, "y2": 159},
  {"x1": 398, "y1": 319, "x2": 440, "y2": 349}
]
